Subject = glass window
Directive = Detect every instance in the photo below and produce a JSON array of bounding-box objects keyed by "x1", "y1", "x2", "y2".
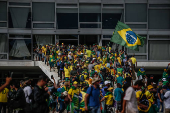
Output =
[
  {"x1": 80, "y1": 24, "x2": 101, "y2": 28},
  {"x1": 79, "y1": 35, "x2": 100, "y2": 46},
  {"x1": 8, "y1": 7, "x2": 31, "y2": 28},
  {"x1": 9, "y1": 39, "x2": 32, "y2": 60},
  {"x1": 125, "y1": 3, "x2": 147, "y2": 22},
  {"x1": 59, "y1": 40, "x2": 78, "y2": 45},
  {"x1": 32, "y1": 2, "x2": 55, "y2": 22},
  {"x1": 33, "y1": 23, "x2": 54, "y2": 28},
  {"x1": 0, "y1": 2, "x2": 7, "y2": 21},
  {"x1": 79, "y1": 4, "x2": 101, "y2": 22},
  {"x1": 149, "y1": 9, "x2": 170, "y2": 29},
  {"x1": 127, "y1": 24, "x2": 147, "y2": 29},
  {"x1": 127, "y1": 35, "x2": 147, "y2": 53},
  {"x1": 102, "y1": 9, "x2": 123, "y2": 29},
  {"x1": 134, "y1": 55, "x2": 147, "y2": 60},
  {"x1": 149, "y1": 40, "x2": 170, "y2": 60},
  {"x1": 58, "y1": 35, "x2": 78, "y2": 39},
  {"x1": 56, "y1": 8, "x2": 78, "y2": 29},
  {"x1": 33, "y1": 35, "x2": 55, "y2": 46},
  {"x1": 0, "y1": 22, "x2": 7, "y2": 27},
  {"x1": 103, "y1": 35, "x2": 112, "y2": 38},
  {"x1": 0, "y1": 34, "x2": 8, "y2": 53}
]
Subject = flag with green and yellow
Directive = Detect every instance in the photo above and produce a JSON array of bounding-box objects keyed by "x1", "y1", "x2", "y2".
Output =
[{"x1": 111, "y1": 21, "x2": 146, "y2": 51}]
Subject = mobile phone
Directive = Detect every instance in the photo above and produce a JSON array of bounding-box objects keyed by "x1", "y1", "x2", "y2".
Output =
[
  {"x1": 51, "y1": 75, "x2": 54, "y2": 79},
  {"x1": 10, "y1": 72, "x2": 13, "y2": 78}
]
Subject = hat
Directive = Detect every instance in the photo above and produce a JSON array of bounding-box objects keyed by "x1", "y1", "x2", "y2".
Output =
[
  {"x1": 47, "y1": 81, "x2": 53, "y2": 86},
  {"x1": 107, "y1": 87, "x2": 113, "y2": 90},
  {"x1": 147, "y1": 85, "x2": 153, "y2": 90},
  {"x1": 92, "y1": 77, "x2": 100, "y2": 84},
  {"x1": 73, "y1": 81, "x2": 78, "y2": 85},
  {"x1": 104, "y1": 81, "x2": 111, "y2": 85},
  {"x1": 150, "y1": 75, "x2": 154, "y2": 77}
]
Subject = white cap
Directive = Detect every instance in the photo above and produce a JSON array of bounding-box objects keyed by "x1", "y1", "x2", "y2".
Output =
[{"x1": 104, "y1": 81, "x2": 111, "y2": 85}]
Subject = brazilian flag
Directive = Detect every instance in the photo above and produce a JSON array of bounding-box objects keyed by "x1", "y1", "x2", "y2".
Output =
[{"x1": 111, "y1": 21, "x2": 146, "y2": 51}]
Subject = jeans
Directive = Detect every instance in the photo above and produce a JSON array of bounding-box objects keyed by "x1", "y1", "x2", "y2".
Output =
[
  {"x1": 89, "y1": 106, "x2": 100, "y2": 113},
  {"x1": 157, "y1": 98, "x2": 163, "y2": 112},
  {"x1": 56, "y1": 101, "x2": 59, "y2": 112},
  {"x1": 59, "y1": 101, "x2": 65, "y2": 113},
  {"x1": 0, "y1": 102, "x2": 7, "y2": 113}
]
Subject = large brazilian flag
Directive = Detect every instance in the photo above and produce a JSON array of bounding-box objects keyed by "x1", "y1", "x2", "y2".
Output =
[{"x1": 111, "y1": 21, "x2": 146, "y2": 51}]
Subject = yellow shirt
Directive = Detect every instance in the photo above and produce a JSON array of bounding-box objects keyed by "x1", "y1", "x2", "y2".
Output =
[
  {"x1": 117, "y1": 57, "x2": 121, "y2": 65},
  {"x1": 94, "y1": 65, "x2": 100, "y2": 73},
  {"x1": 136, "y1": 90, "x2": 142, "y2": 99},
  {"x1": 0, "y1": 88, "x2": 9, "y2": 102},
  {"x1": 136, "y1": 90, "x2": 154, "y2": 103},
  {"x1": 64, "y1": 68, "x2": 70, "y2": 78},
  {"x1": 86, "y1": 50, "x2": 91, "y2": 58},
  {"x1": 130, "y1": 57, "x2": 137, "y2": 64},
  {"x1": 104, "y1": 93, "x2": 114, "y2": 105},
  {"x1": 44, "y1": 48, "x2": 47, "y2": 55},
  {"x1": 145, "y1": 91, "x2": 154, "y2": 103},
  {"x1": 41, "y1": 46, "x2": 45, "y2": 53},
  {"x1": 68, "y1": 88, "x2": 79, "y2": 98}
]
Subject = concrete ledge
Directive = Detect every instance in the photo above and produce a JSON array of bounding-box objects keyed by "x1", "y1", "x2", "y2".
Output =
[
  {"x1": 137, "y1": 62, "x2": 169, "y2": 67},
  {"x1": 0, "y1": 61, "x2": 34, "y2": 66}
]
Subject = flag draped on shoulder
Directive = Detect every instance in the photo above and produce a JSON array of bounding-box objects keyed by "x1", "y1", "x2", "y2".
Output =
[{"x1": 110, "y1": 21, "x2": 146, "y2": 51}]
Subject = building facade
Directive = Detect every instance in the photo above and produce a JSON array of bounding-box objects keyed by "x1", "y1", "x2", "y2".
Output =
[{"x1": 0, "y1": 0, "x2": 170, "y2": 62}]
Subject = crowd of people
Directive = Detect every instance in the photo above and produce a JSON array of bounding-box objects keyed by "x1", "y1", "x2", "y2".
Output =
[{"x1": 0, "y1": 42, "x2": 170, "y2": 113}]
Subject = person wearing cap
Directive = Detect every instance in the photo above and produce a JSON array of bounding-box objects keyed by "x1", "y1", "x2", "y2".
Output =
[
  {"x1": 145, "y1": 85, "x2": 158, "y2": 113},
  {"x1": 101, "y1": 81, "x2": 111, "y2": 113},
  {"x1": 101, "y1": 87, "x2": 114, "y2": 113},
  {"x1": 85, "y1": 77, "x2": 101, "y2": 113},
  {"x1": 68, "y1": 81, "x2": 79, "y2": 102}
]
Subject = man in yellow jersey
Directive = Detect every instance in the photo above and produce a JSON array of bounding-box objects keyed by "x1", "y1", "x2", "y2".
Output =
[
  {"x1": 0, "y1": 83, "x2": 9, "y2": 113},
  {"x1": 130, "y1": 54, "x2": 137, "y2": 69}
]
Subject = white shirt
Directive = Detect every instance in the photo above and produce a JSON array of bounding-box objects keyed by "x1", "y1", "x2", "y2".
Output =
[
  {"x1": 164, "y1": 91, "x2": 170, "y2": 109},
  {"x1": 23, "y1": 86, "x2": 32, "y2": 103},
  {"x1": 124, "y1": 87, "x2": 138, "y2": 113}
]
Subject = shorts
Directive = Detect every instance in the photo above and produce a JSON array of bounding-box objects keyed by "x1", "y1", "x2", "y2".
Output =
[
  {"x1": 42, "y1": 53, "x2": 44, "y2": 58},
  {"x1": 115, "y1": 101, "x2": 121, "y2": 111}
]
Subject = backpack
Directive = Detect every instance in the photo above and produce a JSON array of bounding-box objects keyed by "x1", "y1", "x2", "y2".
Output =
[
  {"x1": 46, "y1": 49, "x2": 50, "y2": 55},
  {"x1": 80, "y1": 74, "x2": 85, "y2": 82},
  {"x1": 138, "y1": 90, "x2": 151, "y2": 112}
]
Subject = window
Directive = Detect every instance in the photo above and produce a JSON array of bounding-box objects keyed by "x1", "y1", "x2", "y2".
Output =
[
  {"x1": 102, "y1": 9, "x2": 123, "y2": 29},
  {"x1": 79, "y1": 35, "x2": 100, "y2": 46},
  {"x1": 125, "y1": 3, "x2": 147, "y2": 22},
  {"x1": 149, "y1": 9, "x2": 170, "y2": 29},
  {"x1": 79, "y1": 4, "x2": 101, "y2": 22},
  {"x1": 33, "y1": 35, "x2": 55, "y2": 46},
  {"x1": 56, "y1": 8, "x2": 78, "y2": 29},
  {"x1": 149, "y1": 41, "x2": 170, "y2": 60},
  {"x1": 0, "y1": 2, "x2": 7, "y2": 27},
  {"x1": 0, "y1": 2, "x2": 7, "y2": 21},
  {"x1": 8, "y1": 7, "x2": 31, "y2": 28},
  {"x1": 32, "y1": 2, "x2": 55, "y2": 22},
  {"x1": 0, "y1": 34, "x2": 7, "y2": 59},
  {"x1": 9, "y1": 39, "x2": 32, "y2": 60}
]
